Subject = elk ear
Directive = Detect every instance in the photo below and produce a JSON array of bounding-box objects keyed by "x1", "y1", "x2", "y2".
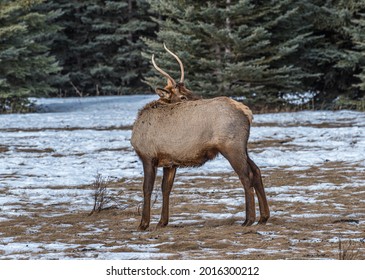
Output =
[
  {"x1": 167, "y1": 79, "x2": 174, "y2": 87},
  {"x1": 155, "y1": 87, "x2": 171, "y2": 100}
]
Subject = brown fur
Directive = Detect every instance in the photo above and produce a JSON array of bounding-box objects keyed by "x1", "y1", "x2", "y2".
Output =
[
  {"x1": 131, "y1": 96, "x2": 270, "y2": 230},
  {"x1": 227, "y1": 98, "x2": 253, "y2": 124},
  {"x1": 133, "y1": 97, "x2": 250, "y2": 167}
]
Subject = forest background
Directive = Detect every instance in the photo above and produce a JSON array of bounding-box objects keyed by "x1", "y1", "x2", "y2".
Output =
[{"x1": 1, "y1": 0, "x2": 365, "y2": 113}]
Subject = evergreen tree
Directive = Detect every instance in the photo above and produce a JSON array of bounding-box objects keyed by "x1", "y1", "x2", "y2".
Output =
[
  {"x1": 348, "y1": 3, "x2": 365, "y2": 96},
  {"x1": 0, "y1": 0, "x2": 60, "y2": 113},
  {"x1": 145, "y1": 0, "x2": 315, "y2": 107},
  {"x1": 301, "y1": 0, "x2": 365, "y2": 107},
  {"x1": 43, "y1": 0, "x2": 156, "y2": 96}
]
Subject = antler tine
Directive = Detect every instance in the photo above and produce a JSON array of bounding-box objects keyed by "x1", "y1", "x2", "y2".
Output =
[
  {"x1": 163, "y1": 43, "x2": 184, "y2": 83},
  {"x1": 151, "y1": 54, "x2": 176, "y2": 86}
]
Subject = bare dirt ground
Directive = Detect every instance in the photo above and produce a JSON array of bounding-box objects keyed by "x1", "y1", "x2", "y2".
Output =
[{"x1": 1, "y1": 141, "x2": 364, "y2": 259}]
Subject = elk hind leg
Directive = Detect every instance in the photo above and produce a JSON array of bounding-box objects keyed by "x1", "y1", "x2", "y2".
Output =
[
  {"x1": 157, "y1": 167, "x2": 176, "y2": 229},
  {"x1": 221, "y1": 148, "x2": 256, "y2": 226}
]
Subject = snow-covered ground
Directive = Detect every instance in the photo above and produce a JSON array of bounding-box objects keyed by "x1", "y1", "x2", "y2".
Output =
[
  {"x1": 0, "y1": 95, "x2": 364, "y2": 260},
  {"x1": 1, "y1": 95, "x2": 364, "y2": 188}
]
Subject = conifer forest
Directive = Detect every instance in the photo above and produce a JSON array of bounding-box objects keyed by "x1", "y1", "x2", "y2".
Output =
[{"x1": 1, "y1": 0, "x2": 365, "y2": 112}]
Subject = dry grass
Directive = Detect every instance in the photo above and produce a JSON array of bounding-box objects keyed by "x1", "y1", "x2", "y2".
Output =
[{"x1": 0, "y1": 159, "x2": 364, "y2": 260}]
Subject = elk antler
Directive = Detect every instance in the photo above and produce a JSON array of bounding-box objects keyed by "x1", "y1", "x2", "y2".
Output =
[
  {"x1": 163, "y1": 43, "x2": 184, "y2": 83},
  {"x1": 151, "y1": 54, "x2": 176, "y2": 86}
]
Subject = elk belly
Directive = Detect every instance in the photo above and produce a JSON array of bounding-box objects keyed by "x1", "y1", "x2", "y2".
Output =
[{"x1": 155, "y1": 146, "x2": 219, "y2": 168}]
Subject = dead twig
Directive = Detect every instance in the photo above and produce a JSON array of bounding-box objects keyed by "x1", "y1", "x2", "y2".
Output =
[{"x1": 70, "y1": 81, "x2": 84, "y2": 97}]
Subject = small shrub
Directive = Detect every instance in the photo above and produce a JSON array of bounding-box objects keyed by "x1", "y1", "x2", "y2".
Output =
[
  {"x1": 0, "y1": 96, "x2": 36, "y2": 114},
  {"x1": 89, "y1": 174, "x2": 120, "y2": 215},
  {"x1": 338, "y1": 239, "x2": 361, "y2": 260},
  {"x1": 334, "y1": 96, "x2": 365, "y2": 111}
]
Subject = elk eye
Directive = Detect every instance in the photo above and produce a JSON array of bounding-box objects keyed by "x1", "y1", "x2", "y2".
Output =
[{"x1": 180, "y1": 96, "x2": 188, "y2": 101}]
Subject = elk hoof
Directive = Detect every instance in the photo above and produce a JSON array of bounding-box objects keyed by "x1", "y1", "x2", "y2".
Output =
[
  {"x1": 258, "y1": 216, "x2": 269, "y2": 225},
  {"x1": 242, "y1": 219, "x2": 255, "y2": 227},
  {"x1": 155, "y1": 223, "x2": 168, "y2": 230},
  {"x1": 138, "y1": 223, "x2": 149, "y2": 231},
  {"x1": 156, "y1": 221, "x2": 168, "y2": 229}
]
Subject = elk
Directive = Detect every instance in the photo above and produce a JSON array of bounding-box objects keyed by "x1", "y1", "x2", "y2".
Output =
[{"x1": 131, "y1": 45, "x2": 270, "y2": 231}]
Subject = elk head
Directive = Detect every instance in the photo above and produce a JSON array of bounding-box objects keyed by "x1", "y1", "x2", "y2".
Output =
[{"x1": 152, "y1": 44, "x2": 199, "y2": 103}]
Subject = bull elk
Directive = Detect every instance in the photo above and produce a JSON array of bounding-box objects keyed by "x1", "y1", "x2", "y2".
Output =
[{"x1": 131, "y1": 44, "x2": 270, "y2": 230}]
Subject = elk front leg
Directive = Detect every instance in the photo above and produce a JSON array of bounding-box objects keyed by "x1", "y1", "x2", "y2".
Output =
[
  {"x1": 157, "y1": 167, "x2": 177, "y2": 229},
  {"x1": 248, "y1": 156, "x2": 270, "y2": 224},
  {"x1": 138, "y1": 160, "x2": 157, "y2": 231}
]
